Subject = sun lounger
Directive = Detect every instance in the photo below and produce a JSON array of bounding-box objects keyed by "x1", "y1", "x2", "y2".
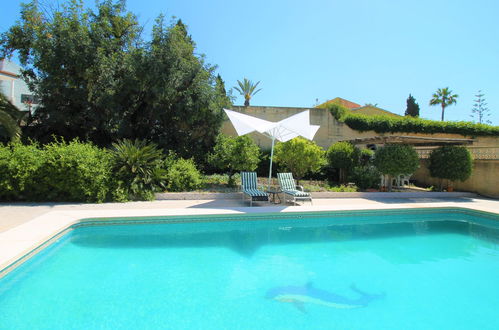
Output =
[
  {"x1": 240, "y1": 172, "x2": 269, "y2": 206},
  {"x1": 277, "y1": 172, "x2": 312, "y2": 205}
]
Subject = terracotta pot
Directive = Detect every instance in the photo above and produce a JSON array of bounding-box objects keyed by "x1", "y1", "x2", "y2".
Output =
[{"x1": 447, "y1": 187, "x2": 454, "y2": 192}]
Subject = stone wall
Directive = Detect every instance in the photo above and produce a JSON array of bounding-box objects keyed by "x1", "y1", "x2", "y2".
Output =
[{"x1": 413, "y1": 159, "x2": 499, "y2": 198}]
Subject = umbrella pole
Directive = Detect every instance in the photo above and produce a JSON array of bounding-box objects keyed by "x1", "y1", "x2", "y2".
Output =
[{"x1": 268, "y1": 136, "x2": 275, "y2": 191}]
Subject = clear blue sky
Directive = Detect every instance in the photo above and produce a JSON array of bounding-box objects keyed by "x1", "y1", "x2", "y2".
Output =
[{"x1": 2, "y1": 0, "x2": 498, "y2": 124}]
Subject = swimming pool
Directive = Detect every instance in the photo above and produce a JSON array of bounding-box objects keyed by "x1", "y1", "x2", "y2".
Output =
[{"x1": 0, "y1": 208, "x2": 498, "y2": 329}]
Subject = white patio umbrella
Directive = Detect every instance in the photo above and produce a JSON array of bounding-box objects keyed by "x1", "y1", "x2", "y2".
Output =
[{"x1": 224, "y1": 109, "x2": 320, "y2": 189}]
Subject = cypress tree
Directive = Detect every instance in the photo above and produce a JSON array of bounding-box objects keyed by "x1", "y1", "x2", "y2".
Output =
[{"x1": 405, "y1": 94, "x2": 420, "y2": 117}]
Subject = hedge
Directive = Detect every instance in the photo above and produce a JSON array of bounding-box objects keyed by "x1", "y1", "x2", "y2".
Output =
[
  {"x1": 0, "y1": 141, "x2": 116, "y2": 202},
  {"x1": 326, "y1": 103, "x2": 499, "y2": 136}
]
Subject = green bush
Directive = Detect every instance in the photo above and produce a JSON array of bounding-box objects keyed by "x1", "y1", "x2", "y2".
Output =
[
  {"x1": 349, "y1": 166, "x2": 381, "y2": 190},
  {"x1": 111, "y1": 139, "x2": 167, "y2": 201},
  {"x1": 166, "y1": 158, "x2": 202, "y2": 192},
  {"x1": 327, "y1": 142, "x2": 360, "y2": 183},
  {"x1": 0, "y1": 143, "x2": 44, "y2": 200},
  {"x1": 429, "y1": 146, "x2": 473, "y2": 182},
  {"x1": 274, "y1": 137, "x2": 326, "y2": 180},
  {"x1": 327, "y1": 104, "x2": 499, "y2": 136},
  {"x1": 29, "y1": 140, "x2": 112, "y2": 202}
]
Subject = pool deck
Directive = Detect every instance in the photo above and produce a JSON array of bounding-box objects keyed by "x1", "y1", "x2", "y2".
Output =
[{"x1": 1, "y1": 195, "x2": 499, "y2": 275}]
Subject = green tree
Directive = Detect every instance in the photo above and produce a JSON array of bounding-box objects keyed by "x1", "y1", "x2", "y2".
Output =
[
  {"x1": 274, "y1": 137, "x2": 326, "y2": 181},
  {"x1": 1, "y1": 2, "x2": 231, "y2": 161},
  {"x1": 117, "y1": 17, "x2": 230, "y2": 161},
  {"x1": 373, "y1": 144, "x2": 419, "y2": 191},
  {"x1": 428, "y1": 146, "x2": 473, "y2": 190},
  {"x1": 470, "y1": 90, "x2": 491, "y2": 124},
  {"x1": 326, "y1": 141, "x2": 360, "y2": 183},
  {"x1": 429, "y1": 87, "x2": 458, "y2": 121},
  {"x1": 1, "y1": 0, "x2": 141, "y2": 145},
  {"x1": 233, "y1": 78, "x2": 261, "y2": 106},
  {"x1": 405, "y1": 94, "x2": 420, "y2": 117},
  {"x1": 208, "y1": 134, "x2": 260, "y2": 186}
]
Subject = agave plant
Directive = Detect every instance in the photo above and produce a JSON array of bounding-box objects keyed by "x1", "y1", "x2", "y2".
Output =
[
  {"x1": 0, "y1": 92, "x2": 26, "y2": 142},
  {"x1": 111, "y1": 139, "x2": 167, "y2": 200},
  {"x1": 429, "y1": 87, "x2": 458, "y2": 121},
  {"x1": 233, "y1": 78, "x2": 262, "y2": 106}
]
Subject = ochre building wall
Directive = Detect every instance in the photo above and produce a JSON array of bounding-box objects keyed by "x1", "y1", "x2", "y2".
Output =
[
  {"x1": 221, "y1": 106, "x2": 383, "y2": 150},
  {"x1": 222, "y1": 106, "x2": 499, "y2": 149}
]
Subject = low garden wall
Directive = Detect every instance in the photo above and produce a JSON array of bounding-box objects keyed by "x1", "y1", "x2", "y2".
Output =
[{"x1": 413, "y1": 160, "x2": 499, "y2": 198}]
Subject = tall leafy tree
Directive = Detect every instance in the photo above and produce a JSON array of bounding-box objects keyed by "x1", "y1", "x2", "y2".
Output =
[
  {"x1": 119, "y1": 17, "x2": 230, "y2": 161},
  {"x1": 233, "y1": 78, "x2": 261, "y2": 106},
  {"x1": 1, "y1": 1, "x2": 231, "y2": 162},
  {"x1": 405, "y1": 94, "x2": 420, "y2": 117},
  {"x1": 470, "y1": 90, "x2": 491, "y2": 124},
  {"x1": 429, "y1": 87, "x2": 458, "y2": 121},
  {"x1": 1, "y1": 0, "x2": 141, "y2": 145}
]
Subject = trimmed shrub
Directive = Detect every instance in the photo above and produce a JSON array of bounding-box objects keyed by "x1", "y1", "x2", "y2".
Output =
[
  {"x1": 349, "y1": 166, "x2": 381, "y2": 190},
  {"x1": 208, "y1": 134, "x2": 260, "y2": 186},
  {"x1": 111, "y1": 139, "x2": 167, "y2": 201},
  {"x1": 374, "y1": 144, "x2": 419, "y2": 190},
  {"x1": 28, "y1": 140, "x2": 112, "y2": 202},
  {"x1": 166, "y1": 158, "x2": 202, "y2": 192},
  {"x1": 274, "y1": 137, "x2": 326, "y2": 181},
  {"x1": 327, "y1": 142, "x2": 360, "y2": 183},
  {"x1": 429, "y1": 146, "x2": 473, "y2": 182}
]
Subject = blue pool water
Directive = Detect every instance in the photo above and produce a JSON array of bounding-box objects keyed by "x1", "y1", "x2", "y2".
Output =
[{"x1": 0, "y1": 209, "x2": 498, "y2": 329}]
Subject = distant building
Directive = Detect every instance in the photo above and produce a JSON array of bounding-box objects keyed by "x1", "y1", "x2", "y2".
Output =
[
  {"x1": 221, "y1": 97, "x2": 402, "y2": 149},
  {"x1": 317, "y1": 97, "x2": 400, "y2": 117},
  {"x1": 0, "y1": 59, "x2": 38, "y2": 113}
]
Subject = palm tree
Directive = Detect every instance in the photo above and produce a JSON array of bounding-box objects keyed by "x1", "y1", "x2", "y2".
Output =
[
  {"x1": 0, "y1": 92, "x2": 26, "y2": 142},
  {"x1": 233, "y1": 78, "x2": 262, "y2": 106},
  {"x1": 429, "y1": 87, "x2": 458, "y2": 121}
]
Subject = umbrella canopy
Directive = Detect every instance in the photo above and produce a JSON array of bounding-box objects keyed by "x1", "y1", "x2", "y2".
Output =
[{"x1": 224, "y1": 109, "x2": 320, "y2": 188}]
